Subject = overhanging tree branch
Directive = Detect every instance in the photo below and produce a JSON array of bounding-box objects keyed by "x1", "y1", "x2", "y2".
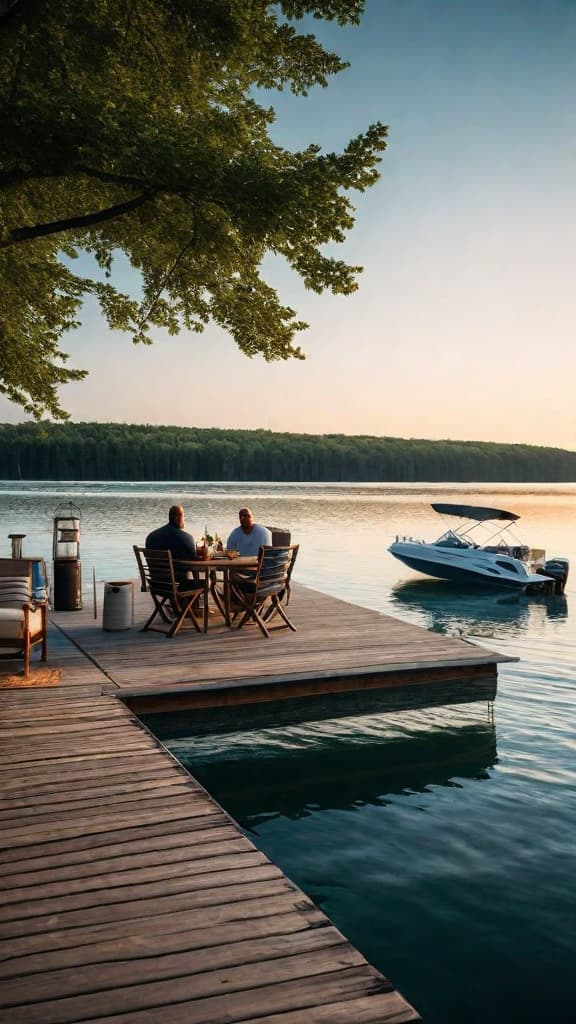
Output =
[
  {"x1": 136, "y1": 226, "x2": 197, "y2": 332},
  {"x1": 0, "y1": 0, "x2": 26, "y2": 23},
  {"x1": 1, "y1": 190, "x2": 157, "y2": 248},
  {"x1": 0, "y1": 165, "x2": 151, "y2": 190},
  {"x1": 77, "y1": 166, "x2": 152, "y2": 190}
]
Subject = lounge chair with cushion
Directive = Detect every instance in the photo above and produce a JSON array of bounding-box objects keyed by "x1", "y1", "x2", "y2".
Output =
[{"x1": 0, "y1": 559, "x2": 48, "y2": 677}]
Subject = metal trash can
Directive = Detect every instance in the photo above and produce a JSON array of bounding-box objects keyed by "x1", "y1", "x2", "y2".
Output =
[{"x1": 102, "y1": 580, "x2": 134, "y2": 631}]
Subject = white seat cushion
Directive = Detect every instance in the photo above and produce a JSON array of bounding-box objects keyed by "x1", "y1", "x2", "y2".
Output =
[{"x1": 0, "y1": 606, "x2": 43, "y2": 639}]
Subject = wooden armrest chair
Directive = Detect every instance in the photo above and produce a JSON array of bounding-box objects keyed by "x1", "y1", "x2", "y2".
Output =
[
  {"x1": 266, "y1": 527, "x2": 292, "y2": 546},
  {"x1": 134, "y1": 544, "x2": 149, "y2": 593},
  {"x1": 0, "y1": 559, "x2": 48, "y2": 677},
  {"x1": 133, "y1": 547, "x2": 209, "y2": 637},
  {"x1": 230, "y1": 544, "x2": 299, "y2": 637}
]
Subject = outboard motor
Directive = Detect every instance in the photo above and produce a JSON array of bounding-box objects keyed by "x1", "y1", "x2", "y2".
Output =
[{"x1": 540, "y1": 558, "x2": 570, "y2": 595}]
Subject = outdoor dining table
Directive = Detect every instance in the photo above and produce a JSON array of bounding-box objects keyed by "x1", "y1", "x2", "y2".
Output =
[{"x1": 182, "y1": 556, "x2": 258, "y2": 627}]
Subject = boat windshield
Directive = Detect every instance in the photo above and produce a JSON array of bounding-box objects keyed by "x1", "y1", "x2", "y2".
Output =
[{"x1": 434, "y1": 529, "x2": 474, "y2": 549}]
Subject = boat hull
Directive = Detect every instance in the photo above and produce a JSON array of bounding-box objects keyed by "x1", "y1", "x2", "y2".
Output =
[{"x1": 388, "y1": 542, "x2": 550, "y2": 590}]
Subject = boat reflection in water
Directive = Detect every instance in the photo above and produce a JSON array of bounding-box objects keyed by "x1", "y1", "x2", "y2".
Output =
[
  {"x1": 390, "y1": 578, "x2": 568, "y2": 639},
  {"x1": 161, "y1": 707, "x2": 497, "y2": 825}
]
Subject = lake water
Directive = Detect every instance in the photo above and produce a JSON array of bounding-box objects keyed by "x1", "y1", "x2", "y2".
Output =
[{"x1": 1, "y1": 481, "x2": 575, "y2": 1023}]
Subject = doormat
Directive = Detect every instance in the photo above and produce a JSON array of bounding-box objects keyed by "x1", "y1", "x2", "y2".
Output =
[{"x1": 0, "y1": 667, "x2": 62, "y2": 688}]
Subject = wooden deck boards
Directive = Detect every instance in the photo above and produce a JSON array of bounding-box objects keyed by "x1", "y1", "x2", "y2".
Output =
[
  {"x1": 0, "y1": 581, "x2": 509, "y2": 1020},
  {"x1": 48, "y1": 581, "x2": 507, "y2": 701},
  {"x1": 0, "y1": 689, "x2": 420, "y2": 1024}
]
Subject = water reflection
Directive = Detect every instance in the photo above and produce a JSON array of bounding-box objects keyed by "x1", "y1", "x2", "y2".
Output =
[
  {"x1": 162, "y1": 710, "x2": 497, "y2": 824},
  {"x1": 2, "y1": 485, "x2": 574, "y2": 623},
  {"x1": 391, "y1": 579, "x2": 568, "y2": 638}
]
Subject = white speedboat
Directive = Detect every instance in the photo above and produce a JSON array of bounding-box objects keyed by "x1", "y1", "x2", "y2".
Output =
[{"x1": 389, "y1": 503, "x2": 568, "y2": 591}]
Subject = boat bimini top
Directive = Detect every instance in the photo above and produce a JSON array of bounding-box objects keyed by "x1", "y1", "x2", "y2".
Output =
[{"x1": 430, "y1": 503, "x2": 520, "y2": 523}]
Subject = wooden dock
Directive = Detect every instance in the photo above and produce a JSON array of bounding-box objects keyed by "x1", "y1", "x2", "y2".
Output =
[
  {"x1": 0, "y1": 581, "x2": 511, "y2": 1021},
  {"x1": 0, "y1": 687, "x2": 422, "y2": 1023},
  {"x1": 50, "y1": 582, "x2": 508, "y2": 705}
]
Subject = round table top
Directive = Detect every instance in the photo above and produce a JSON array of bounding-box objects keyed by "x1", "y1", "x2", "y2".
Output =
[{"x1": 184, "y1": 555, "x2": 258, "y2": 569}]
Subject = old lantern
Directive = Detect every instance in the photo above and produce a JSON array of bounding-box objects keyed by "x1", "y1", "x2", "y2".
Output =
[{"x1": 52, "y1": 502, "x2": 83, "y2": 610}]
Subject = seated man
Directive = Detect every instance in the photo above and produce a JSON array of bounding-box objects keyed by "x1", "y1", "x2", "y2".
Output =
[
  {"x1": 146, "y1": 505, "x2": 197, "y2": 583},
  {"x1": 226, "y1": 507, "x2": 272, "y2": 556}
]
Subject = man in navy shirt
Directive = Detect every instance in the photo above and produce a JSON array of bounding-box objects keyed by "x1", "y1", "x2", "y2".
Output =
[{"x1": 146, "y1": 505, "x2": 198, "y2": 563}]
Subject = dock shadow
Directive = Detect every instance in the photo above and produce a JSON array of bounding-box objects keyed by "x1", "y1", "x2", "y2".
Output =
[{"x1": 157, "y1": 709, "x2": 497, "y2": 822}]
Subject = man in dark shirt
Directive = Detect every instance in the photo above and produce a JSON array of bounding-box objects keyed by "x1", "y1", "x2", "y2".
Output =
[
  {"x1": 144, "y1": 506, "x2": 204, "y2": 619},
  {"x1": 145, "y1": 505, "x2": 197, "y2": 564}
]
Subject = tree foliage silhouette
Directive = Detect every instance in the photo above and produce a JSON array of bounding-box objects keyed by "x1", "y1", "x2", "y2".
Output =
[{"x1": 0, "y1": 0, "x2": 386, "y2": 418}]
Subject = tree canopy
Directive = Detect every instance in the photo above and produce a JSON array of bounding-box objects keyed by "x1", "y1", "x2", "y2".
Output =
[{"x1": 0, "y1": 0, "x2": 386, "y2": 419}]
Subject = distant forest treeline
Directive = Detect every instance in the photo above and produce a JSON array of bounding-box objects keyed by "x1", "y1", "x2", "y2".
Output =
[{"x1": 1, "y1": 422, "x2": 576, "y2": 482}]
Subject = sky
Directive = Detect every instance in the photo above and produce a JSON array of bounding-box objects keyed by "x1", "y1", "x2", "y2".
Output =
[{"x1": 2, "y1": 0, "x2": 576, "y2": 448}]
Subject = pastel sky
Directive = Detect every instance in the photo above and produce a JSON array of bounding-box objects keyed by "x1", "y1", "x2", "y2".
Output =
[{"x1": 3, "y1": 0, "x2": 576, "y2": 448}]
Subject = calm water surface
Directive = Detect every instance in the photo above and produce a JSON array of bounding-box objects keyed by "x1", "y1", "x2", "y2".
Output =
[{"x1": 1, "y1": 481, "x2": 575, "y2": 1023}]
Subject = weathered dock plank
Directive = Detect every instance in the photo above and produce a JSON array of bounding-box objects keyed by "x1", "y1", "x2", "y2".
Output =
[{"x1": 0, "y1": 689, "x2": 421, "y2": 1023}]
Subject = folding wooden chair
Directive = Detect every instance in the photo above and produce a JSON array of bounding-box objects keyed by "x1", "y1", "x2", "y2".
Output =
[
  {"x1": 266, "y1": 527, "x2": 292, "y2": 546},
  {"x1": 263, "y1": 542, "x2": 299, "y2": 621},
  {"x1": 230, "y1": 545, "x2": 298, "y2": 638},
  {"x1": 133, "y1": 547, "x2": 208, "y2": 637}
]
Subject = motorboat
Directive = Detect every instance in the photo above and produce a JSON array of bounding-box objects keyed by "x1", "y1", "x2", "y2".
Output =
[{"x1": 388, "y1": 503, "x2": 569, "y2": 591}]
